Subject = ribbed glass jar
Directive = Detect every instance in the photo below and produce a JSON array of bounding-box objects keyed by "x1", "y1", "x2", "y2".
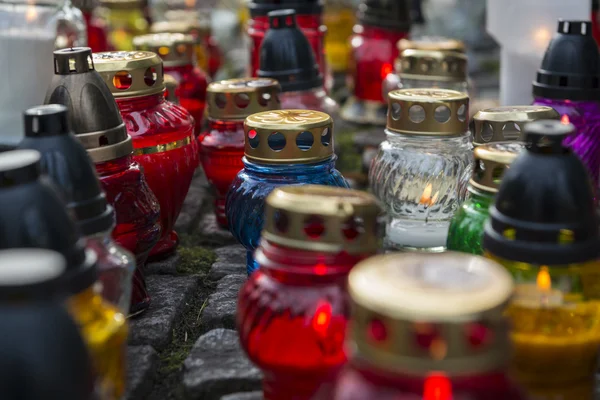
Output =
[
  {"x1": 369, "y1": 89, "x2": 472, "y2": 252},
  {"x1": 226, "y1": 110, "x2": 349, "y2": 275},
  {"x1": 238, "y1": 186, "x2": 382, "y2": 400}
]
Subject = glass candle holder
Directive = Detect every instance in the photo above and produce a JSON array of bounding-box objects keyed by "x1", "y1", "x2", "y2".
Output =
[
  {"x1": 0, "y1": 249, "x2": 96, "y2": 400},
  {"x1": 247, "y1": 0, "x2": 326, "y2": 78},
  {"x1": 226, "y1": 110, "x2": 349, "y2": 275},
  {"x1": 45, "y1": 47, "x2": 160, "y2": 315},
  {"x1": 94, "y1": 51, "x2": 199, "y2": 259},
  {"x1": 73, "y1": 0, "x2": 111, "y2": 52},
  {"x1": 533, "y1": 20, "x2": 600, "y2": 188},
  {"x1": 447, "y1": 142, "x2": 523, "y2": 255},
  {"x1": 323, "y1": 0, "x2": 355, "y2": 74},
  {"x1": 96, "y1": 0, "x2": 148, "y2": 50},
  {"x1": 383, "y1": 47, "x2": 469, "y2": 100},
  {"x1": 238, "y1": 185, "x2": 382, "y2": 399},
  {"x1": 341, "y1": 0, "x2": 411, "y2": 126},
  {"x1": 55, "y1": 0, "x2": 88, "y2": 49},
  {"x1": 200, "y1": 78, "x2": 281, "y2": 229},
  {"x1": 369, "y1": 89, "x2": 473, "y2": 252},
  {"x1": 320, "y1": 252, "x2": 525, "y2": 400},
  {"x1": 17, "y1": 104, "x2": 135, "y2": 314},
  {"x1": 133, "y1": 33, "x2": 209, "y2": 135},
  {"x1": 483, "y1": 120, "x2": 600, "y2": 400}
]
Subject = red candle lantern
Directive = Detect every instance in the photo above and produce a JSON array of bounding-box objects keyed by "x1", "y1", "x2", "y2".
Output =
[
  {"x1": 237, "y1": 185, "x2": 382, "y2": 399},
  {"x1": 341, "y1": 0, "x2": 411, "y2": 125},
  {"x1": 200, "y1": 77, "x2": 281, "y2": 229},
  {"x1": 45, "y1": 47, "x2": 160, "y2": 315},
  {"x1": 321, "y1": 252, "x2": 526, "y2": 400},
  {"x1": 247, "y1": 0, "x2": 326, "y2": 79},
  {"x1": 94, "y1": 51, "x2": 199, "y2": 259},
  {"x1": 133, "y1": 33, "x2": 209, "y2": 135},
  {"x1": 72, "y1": 0, "x2": 111, "y2": 52}
]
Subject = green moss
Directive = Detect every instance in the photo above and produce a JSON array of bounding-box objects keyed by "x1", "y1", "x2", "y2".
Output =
[
  {"x1": 335, "y1": 129, "x2": 363, "y2": 174},
  {"x1": 176, "y1": 246, "x2": 216, "y2": 276}
]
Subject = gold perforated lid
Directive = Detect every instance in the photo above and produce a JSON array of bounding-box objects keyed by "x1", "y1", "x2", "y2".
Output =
[
  {"x1": 399, "y1": 49, "x2": 467, "y2": 82},
  {"x1": 387, "y1": 89, "x2": 469, "y2": 136},
  {"x1": 263, "y1": 185, "x2": 382, "y2": 254},
  {"x1": 244, "y1": 110, "x2": 334, "y2": 164},
  {"x1": 133, "y1": 33, "x2": 195, "y2": 68},
  {"x1": 207, "y1": 78, "x2": 281, "y2": 121},
  {"x1": 93, "y1": 51, "x2": 165, "y2": 98},
  {"x1": 151, "y1": 18, "x2": 209, "y2": 39},
  {"x1": 471, "y1": 142, "x2": 524, "y2": 193},
  {"x1": 398, "y1": 37, "x2": 466, "y2": 53},
  {"x1": 472, "y1": 106, "x2": 560, "y2": 146},
  {"x1": 348, "y1": 252, "x2": 514, "y2": 376}
]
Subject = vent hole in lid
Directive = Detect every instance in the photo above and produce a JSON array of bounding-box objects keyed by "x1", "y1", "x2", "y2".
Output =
[
  {"x1": 113, "y1": 71, "x2": 132, "y2": 90},
  {"x1": 434, "y1": 105, "x2": 451, "y2": 123},
  {"x1": 248, "y1": 129, "x2": 260, "y2": 148},
  {"x1": 274, "y1": 209, "x2": 289, "y2": 233},
  {"x1": 559, "y1": 76, "x2": 568, "y2": 87},
  {"x1": 99, "y1": 135, "x2": 109, "y2": 146},
  {"x1": 492, "y1": 166, "x2": 505, "y2": 186},
  {"x1": 502, "y1": 122, "x2": 521, "y2": 141},
  {"x1": 268, "y1": 132, "x2": 286, "y2": 152},
  {"x1": 391, "y1": 103, "x2": 401, "y2": 121},
  {"x1": 342, "y1": 216, "x2": 364, "y2": 241},
  {"x1": 321, "y1": 127, "x2": 331, "y2": 146},
  {"x1": 457, "y1": 104, "x2": 467, "y2": 122},
  {"x1": 144, "y1": 67, "x2": 157, "y2": 86},
  {"x1": 296, "y1": 131, "x2": 314, "y2": 151},
  {"x1": 235, "y1": 93, "x2": 250, "y2": 108},
  {"x1": 481, "y1": 122, "x2": 493, "y2": 142},
  {"x1": 304, "y1": 215, "x2": 325, "y2": 239},
  {"x1": 258, "y1": 92, "x2": 271, "y2": 106},
  {"x1": 409, "y1": 105, "x2": 425, "y2": 123},
  {"x1": 215, "y1": 93, "x2": 227, "y2": 109}
]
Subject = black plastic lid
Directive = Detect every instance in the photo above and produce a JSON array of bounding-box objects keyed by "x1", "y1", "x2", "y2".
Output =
[
  {"x1": 19, "y1": 104, "x2": 115, "y2": 236},
  {"x1": 483, "y1": 120, "x2": 600, "y2": 265},
  {"x1": 533, "y1": 20, "x2": 600, "y2": 101},
  {"x1": 357, "y1": 0, "x2": 412, "y2": 32},
  {"x1": 0, "y1": 303, "x2": 95, "y2": 399},
  {"x1": 248, "y1": 0, "x2": 322, "y2": 17},
  {"x1": 45, "y1": 47, "x2": 129, "y2": 152},
  {"x1": 0, "y1": 249, "x2": 66, "y2": 301},
  {"x1": 258, "y1": 9, "x2": 324, "y2": 92},
  {"x1": 0, "y1": 150, "x2": 97, "y2": 295}
]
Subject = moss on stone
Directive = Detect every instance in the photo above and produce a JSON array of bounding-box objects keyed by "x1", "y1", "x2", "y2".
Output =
[{"x1": 176, "y1": 247, "x2": 216, "y2": 276}]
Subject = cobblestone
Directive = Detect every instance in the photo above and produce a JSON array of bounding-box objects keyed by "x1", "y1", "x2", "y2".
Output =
[
  {"x1": 201, "y1": 274, "x2": 245, "y2": 332},
  {"x1": 125, "y1": 346, "x2": 159, "y2": 400}
]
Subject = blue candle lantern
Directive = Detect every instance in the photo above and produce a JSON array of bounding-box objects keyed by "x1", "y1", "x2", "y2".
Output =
[{"x1": 226, "y1": 109, "x2": 349, "y2": 275}]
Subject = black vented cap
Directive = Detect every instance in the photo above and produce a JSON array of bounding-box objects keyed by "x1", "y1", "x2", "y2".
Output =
[
  {"x1": 533, "y1": 20, "x2": 600, "y2": 101},
  {"x1": 258, "y1": 9, "x2": 323, "y2": 92},
  {"x1": 357, "y1": 0, "x2": 412, "y2": 32},
  {"x1": 483, "y1": 120, "x2": 600, "y2": 265},
  {"x1": 248, "y1": 0, "x2": 323, "y2": 17},
  {"x1": 19, "y1": 105, "x2": 115, "y2": 236}
]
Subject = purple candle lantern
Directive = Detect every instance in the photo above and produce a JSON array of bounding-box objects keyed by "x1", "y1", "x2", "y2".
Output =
[{"x1": 533, "y1": 20, "x2": 600, "y2": 189}]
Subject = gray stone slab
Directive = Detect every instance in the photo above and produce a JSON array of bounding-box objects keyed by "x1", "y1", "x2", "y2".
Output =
[
  {"x1": 125, "y1": 346, "x2": 158, "y2": 400},
  {"x1": 201, "y1": 274, "x2": 246, "y2": 332},
  {"x1": 209, "y1": 262, "x2": 246, "y2": 281},
  {"x1": 195, "y1": 213, "x2": 238, "y2": 246},
  {"x1": 221, "y1": 392, "x2": 262, "y2": 400},
  {"x1": 176, "y1": 172, "x2": 209, "y2": 232},
  {"x1": 145, "y1": 252, "x2": 181, "y2": 275},
  {"x1": 214, "y1": 244, "x2": 247, "y2": 265},
  {"x1": 182, "y1": 329, "x2": 262, "y2": 400},
  {"x1": 129, "y1": 275, "x2": 200, "y2": 350}
]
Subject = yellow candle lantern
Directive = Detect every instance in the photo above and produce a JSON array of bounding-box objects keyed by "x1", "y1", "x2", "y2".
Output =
[
  {"x1": 483, "y1": 120, "x2": 600, "y2": 400},
  {"x1": 323, "y1": 0, "x2": 356, "y2": 74}
]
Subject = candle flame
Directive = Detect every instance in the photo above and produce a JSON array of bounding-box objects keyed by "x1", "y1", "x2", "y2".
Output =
[
  {"x1": 561, "y1": 114, "x2": 570, "y2": 125},
  {"x1": 536, "y1": 266, "x2": 551, "y2": 292},
  {"x1": 419, "y1": 184, "x2": 438, "y2": 207},
  {"x1": 533, "y1": 27, "x2": 551, "y2": 49},
  {"x1": 25, "y1": 3, "x2": 38, "y2": 22},
  {"x1": 185, "y1": 0, "x2": 196, "y2": 9}
]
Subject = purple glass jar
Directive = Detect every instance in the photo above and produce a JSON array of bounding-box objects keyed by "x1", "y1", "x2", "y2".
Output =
[{"x1": 533, "y1": 20, "x2": 600, "y2": 189}]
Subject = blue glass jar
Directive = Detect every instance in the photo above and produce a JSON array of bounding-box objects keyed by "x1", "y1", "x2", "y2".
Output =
[{"x1": 226, "y1": 109, "x2": 349, "y2": 275}]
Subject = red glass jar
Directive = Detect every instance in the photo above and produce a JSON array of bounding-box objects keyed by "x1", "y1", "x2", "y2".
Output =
[
  {"x1": 319, "y1": 252, "x2": 526, "y2": 400},
  {"x1": 133, "y1": 33, "x2": 209, "y2": 134},
  {"x1": 593, "y1": 0, "x2": 600, "y2": 46},
  {"x1": 341, "y1": 0, "x2": 411, "y2": 125},
  {"x1": 247, "y1": 0, "x2": 326, "y2": 78},
  {"x1": 94, "y1": 51, "x2": 198, "y2": 259},
  {"x1": 238, "y1": 185, "x2": 382, "y2": 399},
  {"x1": 72, "y1": 0, "x2": 111, "y2": 52},
  {"x1": 200, "y1": 77, "x2": 280, "y2": 228}
]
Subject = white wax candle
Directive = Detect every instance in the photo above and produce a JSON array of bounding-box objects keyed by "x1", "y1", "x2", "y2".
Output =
[{"x1": 386, "y1": 219, "x2": 449, "y2": 249}]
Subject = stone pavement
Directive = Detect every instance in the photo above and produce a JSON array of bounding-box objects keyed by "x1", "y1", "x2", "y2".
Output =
[{"x1": 124, "y1": 171, "x2": 262, "y2": 400}]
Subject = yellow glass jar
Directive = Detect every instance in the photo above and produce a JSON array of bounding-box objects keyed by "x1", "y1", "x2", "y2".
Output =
[
  {"x1": 97, "y1": 0, "x2": 148, "y2": 51},
  {"x1": 68, "y1": 285, "x2": 128, "y2": 399},
  {"x1": 323, "y1": 1, "x2": 355, "y2": 73},
  {"x1": 486, "y1": 255, "x2": 600, "y2": 400}
]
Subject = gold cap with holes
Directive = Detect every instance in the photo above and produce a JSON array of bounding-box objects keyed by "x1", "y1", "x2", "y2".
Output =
[
  {"x1": 387, "y1": 89, "x2": 469, "y2": 136},
  {"x1": 99, "y1": 0, "x2": 140, "y2": 9},
  {"x1": 132, "y1": 33, "x2": 195, "y2": 68},
  {"x1": 207, "y1": 78, "x2": 281, "y2": 121},
  {"x1": 262, "y1": 185, "x2": 383, "y2": 254},
  {"x1": 398, "y1": 37, "x2": 466, "y2": 53},
  {"x1": 93, "y1": 51, "x2": 164, "y2": 98},
  {"x1": 398, "y1": 49, "x2": 467, "y2": 82},
  {"x1": 472, "y1": 106, "x2": 560, "y2": 146},
  {"x1": 151, "y1": 19, "x2": 209, "y2": 40},
  {"x1": 348, "y1": 252, "x2": 514, "y2": 376},
  {"x1": 471, "y1": 142, "x2": 524, "y2": 193},
  {"x1": 244, "y1": 110, "x2": 334, "y2": 164}
]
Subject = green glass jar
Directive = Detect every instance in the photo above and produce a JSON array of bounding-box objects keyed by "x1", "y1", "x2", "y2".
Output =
[{"x1": 447, "y1": 142, "x2": 523, "y2": 254}]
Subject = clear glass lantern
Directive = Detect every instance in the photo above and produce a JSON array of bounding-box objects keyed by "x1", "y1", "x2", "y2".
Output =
[{"x1": 369, "y1": 89, "x2": 473, "y2": 252}]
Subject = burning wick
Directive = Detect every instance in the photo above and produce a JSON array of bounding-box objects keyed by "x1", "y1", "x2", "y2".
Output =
[{"x1": 419, "y1": 184, "x2": 439, "y2": 223}]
